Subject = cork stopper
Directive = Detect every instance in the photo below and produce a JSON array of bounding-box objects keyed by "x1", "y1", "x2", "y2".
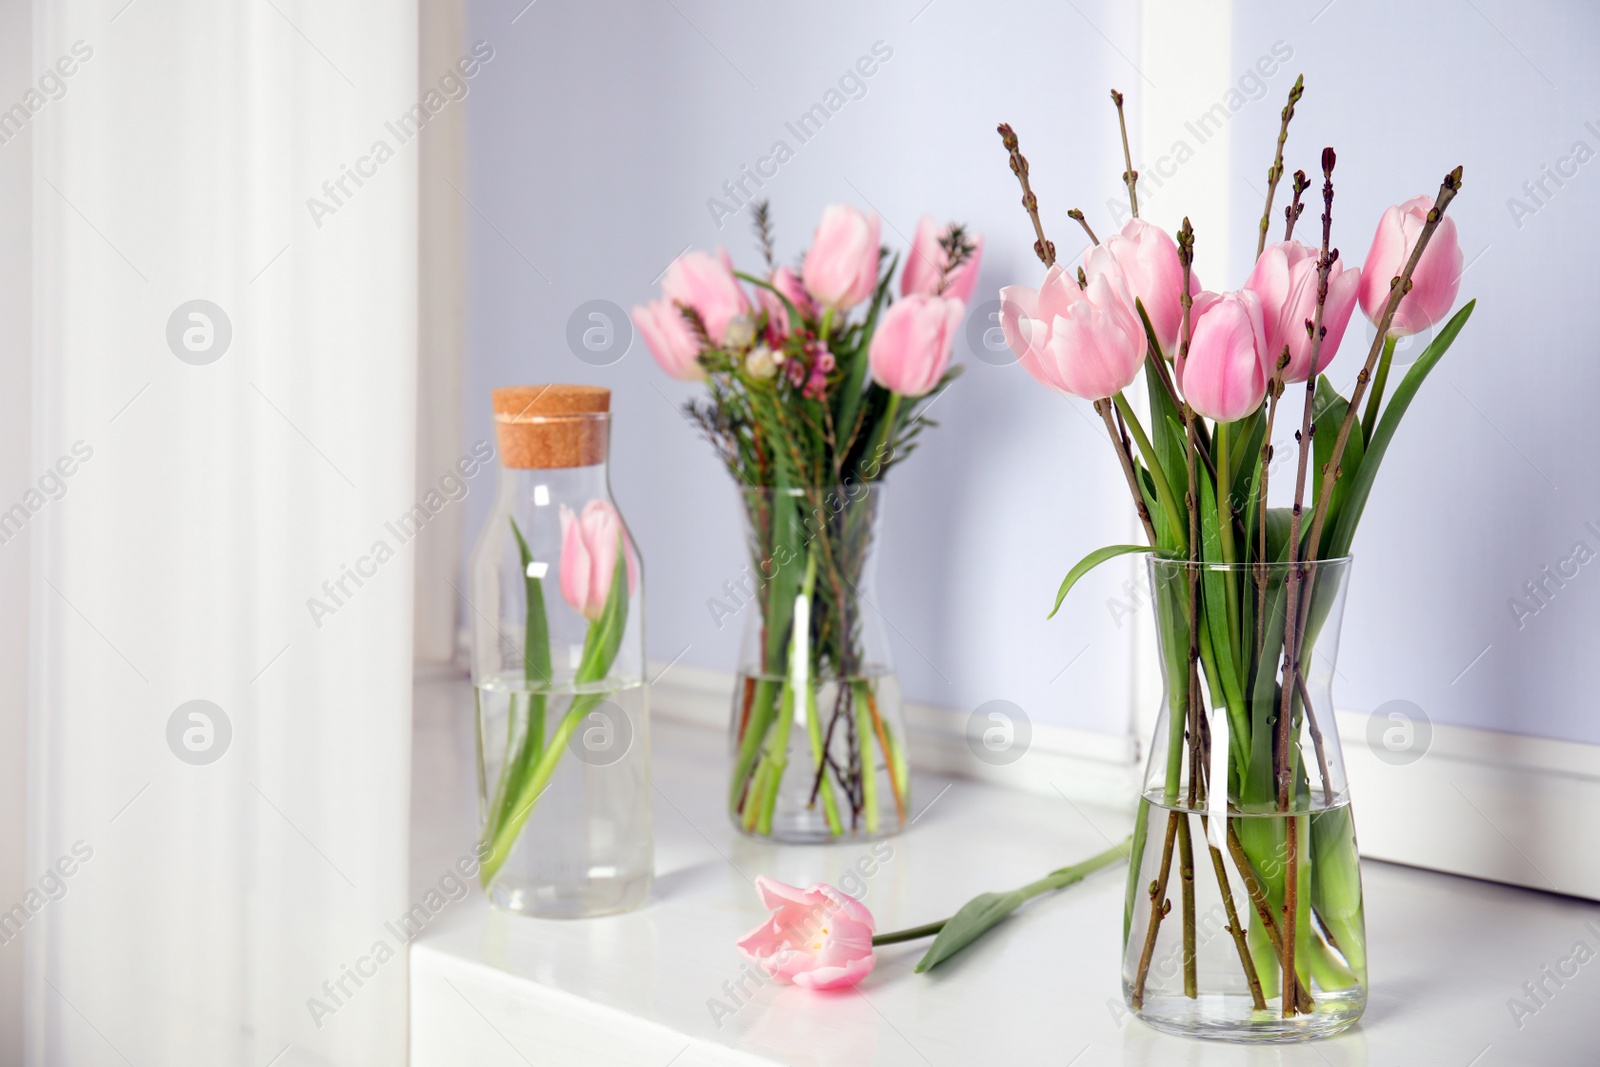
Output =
[{"x1": 492, "y1": 385, "x2": 610, "y2": 469}]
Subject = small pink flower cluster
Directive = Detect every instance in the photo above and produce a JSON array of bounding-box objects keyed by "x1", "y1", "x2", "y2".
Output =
[
  {"x1": 1000, "y1": 203, "x2": 1462, "y2": 422},
  {"x1": 633, "y1": 203, "x2": 982, "y2": 401}
]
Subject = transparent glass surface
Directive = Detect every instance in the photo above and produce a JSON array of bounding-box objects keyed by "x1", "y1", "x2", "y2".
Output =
[
  {"x1": 726, "y1": 485, "x2": 909, "y2": 842},
  {"x1": 468, "y1": 413, "x2": 651, "y2": 917},
  {"x1": 1123, "y1": 557, "x2": 1365, "y2": 1041}
]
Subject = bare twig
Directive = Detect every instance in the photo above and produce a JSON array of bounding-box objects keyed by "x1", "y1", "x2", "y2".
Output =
[
  {"x1": 1068, "y1": 208, "x2": 1099, "y2": 246},
  {"x1": 1111, "y1": 89, "x2": 1139, "y2": 217},
  {"x1": 1302, "y1": 165, "x2": 1464, "y2": 559},
  {"x1": 997, "y1": 123, "x2": 1056, "y2": 266},
  {"x1": 1256, "y1": 76, "x2": 1305, "y2": 259},
  {"x1": 1096, "y1": 399, "x2": 1159, "y2": 546},
  {"x1": 1284, "y1": 170, "x2": 1310, "y2": 243},
  {"x1": 1273, "y1": 145, "x2": 1338, "y2": 1018}
]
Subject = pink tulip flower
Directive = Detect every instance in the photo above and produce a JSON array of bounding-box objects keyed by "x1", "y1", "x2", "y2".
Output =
[
  {"x1": 901, "y1": 216, "x2": 984, "y2": 303},
  {"x1": 559, "y1": 501, "x2": 639, "y2": 621},
  {"x1": 1084, "y1": 219, "x2": 1194, "y2": 357},
  {"x1": 755, "y1": 266, "x2": 814, "y2": 338},
  {"x1": 661, "y1": 248, "x2": 750, "y2": 346},
  {"x1": 999, "y1": 266, "x2": 1146, "y2": 400},
  {"x1": 632, "y1": 298, "x2": 704, "y2": 381},
  {"x1": 1357, "y1": 195, "x2": 1463, "y2": 337},
  {"x1": 868, "y1": 294, "x2": 963, "y2": 397},
  {"x1": 802, "y1": 204, "x2": 881, "y2": 311},
  {"x1": 736, "y1": 876, "x2": 876, "y2": 990},
  {"x1": 1245, "y1": 241, "x2": 1362, "y2": 384},
  {"x1": 1178, "y1": 289, "x2": 1270, "y2": 424}
]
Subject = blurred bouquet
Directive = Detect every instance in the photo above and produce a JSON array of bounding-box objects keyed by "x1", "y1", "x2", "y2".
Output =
[
  {"x1": 634, "y1": 202, "x2": 979, "y2": 840},
  {"x1": 995, "y1": 84, "x2": 1471, "y2": 1037}
]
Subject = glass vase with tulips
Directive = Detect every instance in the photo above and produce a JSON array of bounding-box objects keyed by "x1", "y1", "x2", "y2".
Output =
[
  {"x1": 634, "y1": 201, "x2": 981, "y2": 840},
  {"x1": 995, "y1": 82, "x2": 1474, "y2": 1039}
]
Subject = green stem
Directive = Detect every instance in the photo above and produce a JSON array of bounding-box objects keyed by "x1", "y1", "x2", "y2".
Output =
[
  {"x1": 1360, "y1": 334, "x2": 1397, "y2": 446},
  {"x1": 806, "y1": 673, "x2": 843, "y2": 835},
  {"x1": 1113, "y1": 392, "x2": 1185, "y2": 552},
  {"x1": 757, "y1": 547, "x2": 819, "y2": 835},
  {"x1": 854, "y1": 681, "x2": 880, "y2": 835},
  {"x1": 1215, "y1": 422, "x2": 1242, "y2": 672},
  {"x1": 480, "y1": 692, "x2": 602, "y2": 885},
  {"x1": 871, "y1": 837, "x2": 1132, "y2": 947}
]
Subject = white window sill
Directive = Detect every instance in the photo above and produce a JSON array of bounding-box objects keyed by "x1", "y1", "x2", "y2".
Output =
[{"x1": 410, "y1": 675, "x2": 1600, "y2": 1066}]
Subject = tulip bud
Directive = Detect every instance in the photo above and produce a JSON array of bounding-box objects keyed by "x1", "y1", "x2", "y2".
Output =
[
  {"x1": 999, "y1": 266, "x2": 1146, "y2": 401},
  {"x1": 1084, "y1": 219, "x2": 1194, "y2": 356},
  {"x1": 1245, "y1": 241, "x2": 1361, "y2": 384},
  {"x1": 868, "y1": 294, "x2": 963, "y2": 397},
  {"x1": 661, "y1": 248, "x2": 751, "y2": 346},
  {"x1": 1177, "y1": 290, "x2": 1270, "y2": 423},
  {"x1": 755, "y1": 266, "x2": 813, "y2": 338},
  {"x1": 802, "y1": 204, "x2": 881, "y2": 310},
  {"x1": 631, "y1": 298, "x2": 704, "y2": 381},
  {"x1": 558, "y1": 501, "x2": 639, "y2": 622},
  {"x1": 1357, "y1": 196, "x2": 1463, "y2": 336}
]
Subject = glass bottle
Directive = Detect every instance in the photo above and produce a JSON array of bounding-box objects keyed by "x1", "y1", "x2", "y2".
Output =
[{"x1": 469, "y1": 385, "x2": 651, "y2": 917}]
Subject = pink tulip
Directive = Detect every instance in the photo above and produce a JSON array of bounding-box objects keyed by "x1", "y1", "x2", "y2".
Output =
[
  {"x1": 999, "y1": 266, "x2": 1146, "y2": 400},
  {"x1": 1178, "y1": 290, "x2": 1270, "y2": 423},
  {"x1": 1245, "y1": 241, "x2": 1362, "y2": 384},
  {"x1": 661, "y1": 248, "x2": 750, "y2": 346},
  {"x1": 868, "y1": 294, "x2": 962, "y2": 397},
  {"x1": 559, "y1": 501, "x2": 639, "y2": 621},
  {"x1": 1084, "y1": 219, "x2": 1194, "y2": 356},
  {"x1": 802, "y1": 204, "x2": 881, "y2": 311},
  {"x1": 901, "y1": 216, "x2": 984, "y2": 303},
  {"x1": 632, "y1": 298, "x2": 704, "y2": 381},
  {"x1": 736, "y1": 876, "x2": 875, "y2": 991},
  {"x1": 1357, "y1": 195, "x2": 1463, "y2": 336},
  {"x1": 755, "y1": 266, "x2": 814, "y2": 338}
]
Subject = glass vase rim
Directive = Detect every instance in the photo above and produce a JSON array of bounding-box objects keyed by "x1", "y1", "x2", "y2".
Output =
[
  {"x1": 1144, "y1": 552, "x2": 1353, "y2": 571},
  {"x1": 737, "y1": 482, "x2": 884, "y2": 496}
]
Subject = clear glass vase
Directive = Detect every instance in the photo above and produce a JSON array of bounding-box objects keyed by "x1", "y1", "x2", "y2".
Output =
[
  {"x1": 726, "y1": 484, "x2": 909, "y2": 842},
  {"x1": 469, "y1": 385, "x2": 651, "y2": 917},
  {"x1": 1123, "y1": 556, "x2": 1365, "y2": 1041}
]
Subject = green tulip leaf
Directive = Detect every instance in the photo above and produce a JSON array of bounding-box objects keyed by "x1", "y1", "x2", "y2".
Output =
[
  {"x1": 1327, "y1": 300, "x2": 1476, "y2": 559},
  {"x1": 1049, "y1": 544, "x2": 1149, "y2": 619}
]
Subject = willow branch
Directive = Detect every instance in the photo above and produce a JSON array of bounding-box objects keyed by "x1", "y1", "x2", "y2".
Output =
[
  {"x1": 1097, "y1": 399, "x2": 1158, "y2": 546},
  {"x1": 997, "y1": 123, "x2": 1056, "y2": 266},
  {"x1": 1068, "y1": 208, "x2": 1099, "y2": 246},
  {"x1": 1256, "y1": 75, "x2": 1305, "y2": 259},
  {"x1": 1284, "y1": 169, "x2": 1310, "y2": 243},
  {"x1": 1111, "y1": 89, "x2": 1139, "y2": 218},
  {"x1": 1302, "y1": 164, "x2": 1464, "y2": 559}
]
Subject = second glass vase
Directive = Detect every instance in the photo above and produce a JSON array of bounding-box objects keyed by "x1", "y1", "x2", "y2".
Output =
[{"x1": 727, "y1": 484, "x2": 909, "y2": 842}]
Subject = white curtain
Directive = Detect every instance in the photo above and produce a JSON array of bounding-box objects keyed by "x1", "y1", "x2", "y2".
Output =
[{"x1": 30, "y1": 2, "x2": 417, "y2": 1064}]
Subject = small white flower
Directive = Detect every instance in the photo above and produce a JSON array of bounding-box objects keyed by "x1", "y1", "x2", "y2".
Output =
[
  {"x1": 723, "y1": 314, "x2": 757, "y2": 351},
  {"x1": 745, "y1": 345, "x2": 779, "y2": 380}
]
